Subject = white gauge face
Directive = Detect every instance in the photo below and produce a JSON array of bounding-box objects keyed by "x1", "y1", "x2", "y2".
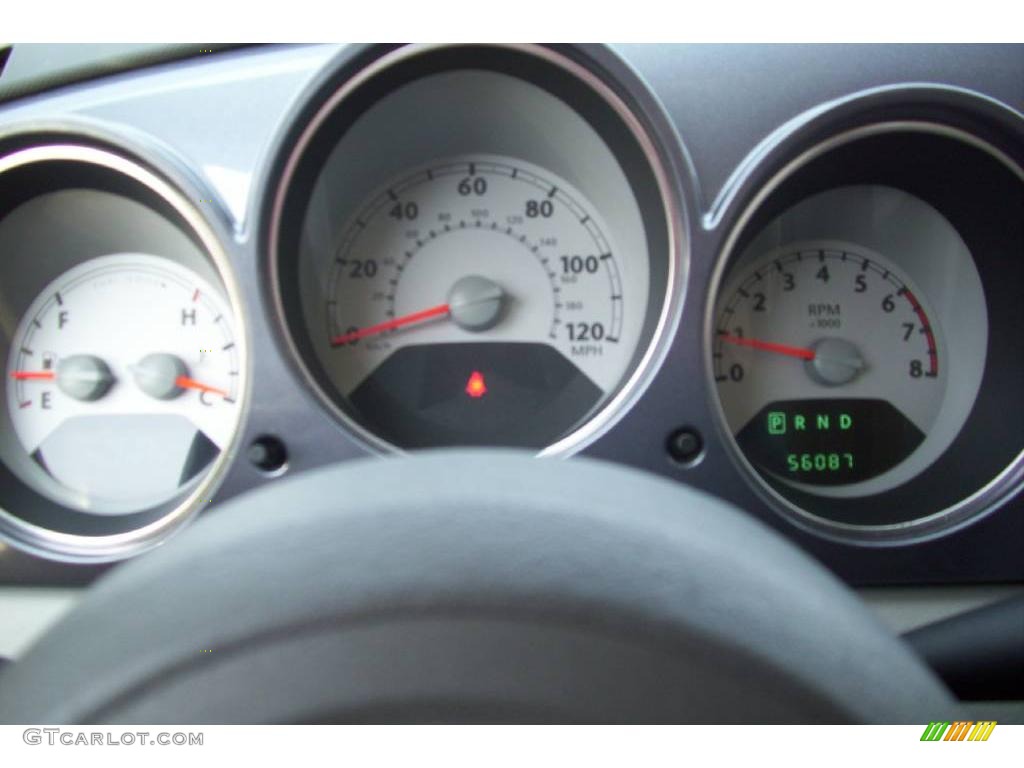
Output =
[
  {"x1": 5, "y1": 253, "x2": 242, "y2": 513},
  {"x1": 714, "y1": 241, "x2": 949, "y2": 496},
  {"x1": 303, "y1": 154, "x2": 650, "y2": 449}
]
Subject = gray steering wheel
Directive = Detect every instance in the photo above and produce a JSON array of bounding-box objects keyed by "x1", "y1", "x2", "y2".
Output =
[{"x1": 0, "y1": 451, "x2": 955, "y2": 723}]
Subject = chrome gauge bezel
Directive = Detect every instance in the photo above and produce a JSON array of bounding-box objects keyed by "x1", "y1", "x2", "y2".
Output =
[
  {"x1": 265, "y1": 44, "x2": 686, "y2": 457},
  {"x1": 706, "y1": 120, "x2": 1024, "y2": 546},
  {"x1": 0, "y1": 133, "x2": 250, "y2": 563}
]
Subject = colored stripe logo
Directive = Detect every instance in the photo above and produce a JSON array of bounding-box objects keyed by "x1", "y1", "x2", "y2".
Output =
[{"x1": 920, "y1": 721, "x2": 997, "y2": 741}]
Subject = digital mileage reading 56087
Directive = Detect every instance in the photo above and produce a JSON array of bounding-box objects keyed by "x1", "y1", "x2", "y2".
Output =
[{"x1": 734, "y1": 398, "x2": 925, "y2": 485}]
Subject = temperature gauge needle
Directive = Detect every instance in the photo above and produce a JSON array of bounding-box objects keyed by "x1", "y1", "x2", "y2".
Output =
[
  {"x1": 10, "y1": 370, "x2": 56, "y2": 381},
  {"x1": 177, "y1": 376, "x2": 231, "y2": 399},
  {"x1": 718, "y1": 334, "x2": 816, "y2": 361},
  {"x1": 330, "y1": 303, "x2": 452, "y2": 346},
  {"x1": 175, "y1": 376, "x2": 229, "y2": 398}
]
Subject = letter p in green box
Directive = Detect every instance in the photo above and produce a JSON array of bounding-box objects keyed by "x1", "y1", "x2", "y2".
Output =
[{"x1": 767, "y1": 412, "x2": 786, "y2": 435}]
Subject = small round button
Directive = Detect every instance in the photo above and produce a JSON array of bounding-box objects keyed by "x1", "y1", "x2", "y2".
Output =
[
  {"x1": 248, "y1": 435, "x2": 288, "y2": 474},
  {"x1": 667, "y1": 427, "x2": 703, "y2": 466}
]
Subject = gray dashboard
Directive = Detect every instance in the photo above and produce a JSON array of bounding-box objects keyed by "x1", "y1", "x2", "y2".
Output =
[{"x1": 0, "y1": 43, "x2": 1021, "y2": 586}]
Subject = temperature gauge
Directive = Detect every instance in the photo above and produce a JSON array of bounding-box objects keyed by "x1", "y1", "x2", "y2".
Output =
[{"x1": 6, "y1": 253, "x2": 241, "y2": 512}]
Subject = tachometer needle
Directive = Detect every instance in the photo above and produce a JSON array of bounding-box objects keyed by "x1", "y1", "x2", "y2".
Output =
[
  {"x1": 718, "y1": 334, "x2": 816, "y2": 361},
  {"x1": 9, "y1": 370, "x2": 56, "y2": 381},
  {"x1": 330, "y1": 303, "x2": 451, "y2": 346},
  {"x1": 174, "y1": 375, "x2": 229, "y2": 398}
]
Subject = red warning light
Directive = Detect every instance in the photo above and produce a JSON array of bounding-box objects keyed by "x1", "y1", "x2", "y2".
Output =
[{"x1": 465, "y1": 371, "x2": 487, "y2": 398}]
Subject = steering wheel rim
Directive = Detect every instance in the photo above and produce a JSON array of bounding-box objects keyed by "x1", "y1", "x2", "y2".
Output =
[{"x1": 0, "y1": 451, "x2": 956, "y2": 723}]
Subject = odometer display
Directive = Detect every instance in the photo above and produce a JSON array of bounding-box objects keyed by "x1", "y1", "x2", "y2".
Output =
[{"x1": 735, "y1": 398, "x2": 925, "y2": 486}]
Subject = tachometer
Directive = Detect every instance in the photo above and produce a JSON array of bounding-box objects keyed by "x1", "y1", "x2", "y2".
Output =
[
  {"x1": 708, "y1": 178, "x2": 1004, "y2": 538},
  {"x1": 713, "y1": 241, "x2": 945, "y2": 490}
]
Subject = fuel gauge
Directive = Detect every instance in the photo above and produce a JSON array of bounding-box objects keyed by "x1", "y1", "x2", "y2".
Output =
[{"x1": 6, "y1": 252, "x2": 241, "y2": 513}]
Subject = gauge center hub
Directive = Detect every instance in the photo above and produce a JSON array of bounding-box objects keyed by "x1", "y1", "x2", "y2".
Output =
[
  {"x1": 807, "y1": 337, "x2": 866, "y2": 386},
  {"x1": 447, "y1": 275, "x2": 506, "y2": 332},
  {"x1": 390, "y1": 226, "x2": 557, "y2": 344}
]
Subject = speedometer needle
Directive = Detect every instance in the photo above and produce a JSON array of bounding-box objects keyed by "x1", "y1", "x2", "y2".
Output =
[
  {"x1": 330, "y1": 303, "x2": 451, "y2": 346},
  {"x1": 718, "y1": 333, "x2": 816, "y2": 361}
]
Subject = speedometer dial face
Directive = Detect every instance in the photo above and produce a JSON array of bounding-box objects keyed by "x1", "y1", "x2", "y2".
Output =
[
  {"x1": 306, "y1": 154, "x2": 649, "y2": 449},
  {"x1": 714, "y1": 241, "x2": 948, "y2": 495}
]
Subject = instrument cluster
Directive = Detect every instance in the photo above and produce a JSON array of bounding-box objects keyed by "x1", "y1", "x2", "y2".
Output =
[{"x1": 0, "y1": 44, "x2": 1020, "y2": 576}]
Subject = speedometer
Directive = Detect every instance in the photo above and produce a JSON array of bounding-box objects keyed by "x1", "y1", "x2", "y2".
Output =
[
  {"x1": 311, "y1": 155, "x2": 642, "y2": 449},
  {"x1": 269, "y1": 45, "x2": 681, "y2": 454}
]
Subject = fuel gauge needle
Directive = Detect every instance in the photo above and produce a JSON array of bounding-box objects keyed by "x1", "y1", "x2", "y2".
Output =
[
  {"x1": 175, "y1": 376, "x2": 229, "y2": 398},
  {"x1": 10, "y1": 370, "x2": 56, "y2": 381}
]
